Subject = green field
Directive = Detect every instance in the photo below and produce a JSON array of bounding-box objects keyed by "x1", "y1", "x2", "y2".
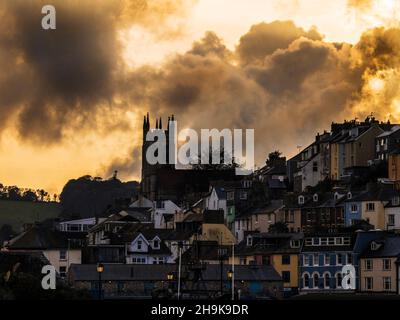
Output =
[{"x1": 0, "y1": 200, "x2": 62, "y2": 232}]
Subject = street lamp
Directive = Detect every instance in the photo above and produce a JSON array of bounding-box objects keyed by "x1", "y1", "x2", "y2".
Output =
[
  {"x1": 227, "y1": 269, "x2": 233, "y2": 280},
  {"x1": 167, "y1": 272, "x2": 174, "y2": 281},
  {"x1": 97, "y1": 263, "x2": 104, "y2": 300}
]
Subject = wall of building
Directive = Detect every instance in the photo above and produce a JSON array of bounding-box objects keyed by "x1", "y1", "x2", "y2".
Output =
[
  {"x1": 43, "y1": 249, "x2": 81, "y2": 274},
  {"x1": 389, "y1": 154, "x2": 400, "y2": 181},
  {"x1": 360, "y1": 257, "x2": 397, "y2": 293},
  {"x1": 361, "y1": 201, "x2": 385, "y2": 229},
  {"x1": 271, "y1": 254, "x2": 299, "y2": 289}
]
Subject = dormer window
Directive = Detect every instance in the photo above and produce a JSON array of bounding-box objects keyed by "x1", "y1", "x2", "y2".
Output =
[
  {"x1": 298, "y1": 195, "x2": 305, "y2": 205},
  {"x1": 247, "y1": 236, "x2": 253, "y2": 246},
  {"x1": 370, "y1": 241, "x2": 381, "y2": 251},
  {"x1": 347, "y1": 192, "x2": 352, "y2": 200},
  {"x1": 313, "y1": 194, "x2": 318, "y2": 202},
  {"x1": 153, "y1": 239, "x2": 160, "y2": 249},
  {"x1": 290, "y1": 240, "x2": 300, "y2": 248},
  {"x1": 334, "y1": 192, "x2": 339, "y2": 200},
  {"x1": 392, "y1": 196, "x2": 400, "y2": 206}
]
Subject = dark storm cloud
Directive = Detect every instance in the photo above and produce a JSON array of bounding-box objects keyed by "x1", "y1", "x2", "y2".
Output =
[
  {"x1": 236, "y1": 21, "x2": 322, "y2": 66},
  {"x1": 0, "y1": 0, "x2": 189, "y2": 144}
]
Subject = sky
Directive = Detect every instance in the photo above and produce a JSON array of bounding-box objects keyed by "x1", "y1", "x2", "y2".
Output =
[{"x1": 0, "y1": 0, "x2": 400, "y2": 194}]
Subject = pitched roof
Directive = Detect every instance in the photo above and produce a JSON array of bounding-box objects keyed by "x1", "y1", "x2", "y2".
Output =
[
  {"x1": 6, "y1": 225, "x2": 83, "y2": 250},
  {"x1": 360, "y1": 235, "x2": 400, "y2": 258}
]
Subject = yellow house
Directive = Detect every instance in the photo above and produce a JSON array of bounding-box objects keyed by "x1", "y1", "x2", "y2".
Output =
[
  {"x1": 199, "y1": 209, "x2": 235, "y2": 246},
  {"x1": 229, "y1": 233, "x2": 302, "y2": 293}
]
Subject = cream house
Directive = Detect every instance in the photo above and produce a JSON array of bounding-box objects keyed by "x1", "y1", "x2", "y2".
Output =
[
  {"x1": 359, "y1": 236, "x2": 400, "y2": 293},
  {"x1": 4, "y1": 224, "x2": 83, "y2": 278}
]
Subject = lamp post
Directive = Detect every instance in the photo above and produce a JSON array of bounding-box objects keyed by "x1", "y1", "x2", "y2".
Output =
[
  {"x1": 227, "y1": 269, "x2": 233, "y2": 299},
  {"x1": 96, "y1": 263, "x2": 104, "y2": 300}
]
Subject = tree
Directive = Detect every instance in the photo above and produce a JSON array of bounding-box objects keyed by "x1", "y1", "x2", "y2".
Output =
[{"x1": 266, "y1": 150, "x2": 283, "y2": 167}]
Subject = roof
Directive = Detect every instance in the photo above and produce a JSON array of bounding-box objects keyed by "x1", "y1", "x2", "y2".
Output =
[
  {"x1": 235, "y1": 200, "x2": 284, "y2": 219},
  {"x1": 376, "y1": 125, "x2": 400, "y2": 138},
  {"x1": 360, "y1": 235, "x2": 400, "y2": 258},
  {"x1": 69, "y1": 263, "x2": 282, "y2": 282},
  {"x1": 235, "y1": 233, "x2": 303, "y2": 255},
  {"x1": 214, "y1": 187, "x2": 226, "y2": 200},
  {"x1": 6, "y1": 225, "x2": 84, "y2": 250},
  {"x1": 349, "y1": 187, "x2": 399, "y2": 202}
]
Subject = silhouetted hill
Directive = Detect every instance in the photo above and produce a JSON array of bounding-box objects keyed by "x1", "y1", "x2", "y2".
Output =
[{"x1": 59, "y1": 175, "x2": 139, "y2": 218}]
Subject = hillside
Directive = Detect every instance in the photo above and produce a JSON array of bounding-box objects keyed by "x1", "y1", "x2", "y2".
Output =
[{"x1": 0, "y1": 200, "x2": 61, "y2": 232}]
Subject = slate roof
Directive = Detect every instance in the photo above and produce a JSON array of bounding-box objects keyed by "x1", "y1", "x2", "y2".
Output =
[
  {"x1": 360, "y1": 235, "x2": 400, "y2": 258},
  {"x1": 235, "y1": 233, "x2": 303, "y2": 255},
  {"x1": 377, "y1": 125, "x2": 400, "y2": 138},
  {"x1": 69, "y1": 263, "x2": 282, "y2": 282},
  {"x1": 349, "y1": 187, "x2": 399, "y2": 202},
  {"x1": 6, "y1": 225, "x2": 83, "y2": 250},
  {"x1": 235, "y1": 200, "x2": 284, "y2": 219}
]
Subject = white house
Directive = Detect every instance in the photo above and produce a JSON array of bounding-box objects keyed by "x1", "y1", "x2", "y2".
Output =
[
  {"x1": 152, "y1": 200, "x2": 181, "y2": 229},
  {"x1": 58, "y1": 217, "x2": 97, "y2": 232},
  {"x1": 204, "y1": 187, "x2": 227, "y2": 219},
  {"x1": 126, "y1": 232, "x2": 173, "y2": 264}
]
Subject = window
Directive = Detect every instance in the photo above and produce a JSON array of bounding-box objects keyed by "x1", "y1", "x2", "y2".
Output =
[
  {"x1": 246, "y1": 236, "x2": 253, "y2": 246},
  {"x1": 336, "y1": 273, "x2": 343, "y2": 288},
  {"x1": 298, "y1": 195, "x2": 305, "y2": 205},
  {"x1": 383, "y1": 277, "x2": 391, "y2": 291},
  {"x1": 313, "y1": 254, "x2": 319, "y2": 266},
  {"x1": 239, "y1": 258, "x2": 246, "y2": 265},
  {"x1": 335, "y1": 237, "x2": 343, "y2": 245},
  {"x1": 336, "y1": 254, "x2": 343, "y2": 265},
  {"x1": 365, "y1": 277, "x2": 373, "y2": 290},
  {"x1": 117, "y1": 282, "x2": 125, "y2": 293},
  {"x1": 239, "y1": 191, "x2": 247, "y2": 200},
  {"x1": 347, "y1": 253, "x2": 353, "y2": 265},
  {"x1": 383, "y1": 259, "x2": 391, "y2": 271},
  {"x1": 324, "y1": 254, "x2": 331, "y2": 265},
  {"x1": 59, "y1": 250, "x2": 67, "y2": 261},
  {"x1": 303, "y1": 273, "x2": 310, "y2": 288},
  {"x1": 313, "y1": 161, "x2": 318, "y2": 172},
  {"x1": 321, "y1": 237, "x2": 328, "y2": 245},
  {"x1": 290, "y1": 240, "x2": 300, "y2": 248},
  {"x1": 365, "y1": 259, "x2": 373, "y2": 271},
  {"x1": 227, "y1": 192, "x2": 234, "y2": 200},
  {"x1": 392, "y1": 197, "x2": 400, "y2": 206},
  {"x1": 153, "y1": 240, "x2": 160, "y2": 249},
  {"x1": 305, "y1": 238, "x2": 312, "y2": 246},
  {"x1": 312, "y1": 238, "x2": 320, "y2": 246},
  {"x1": 59, "y1": 266, "x2": 67, "y2": 278},
  {"x1": 282, "y1": 271, "x2": 291, "y2": 283},
  {"x1": 313, "y1": 194, "x2": 318, "y2": 202},
  {"x1": 328, "y1": 238, "x2": 335, "y2": 245},
  {"x1": 350, "y1": 204, "x2": 358, "y2": 213},
  {"x1": 137, "y1": 240, "x2": 142, "y2": 250},
  {"x1": 313, "y1": 273, "x2": 319, "y2": 288},
  {"x1": 282, "y1": 255, "x2": 291, "y2": 265},
  {"x1": 366, "y1": 203, "x2": 375, "y2": 212},
  {"x1": 303, "y1": 255, "x2": 310, "y2": 266},
  {"x1": 388, "y1": 214, "x2": 395, "y2": 226},
  {"x1": 324, "y1": 273, "x2": 330, "y2": 288},
  {"x1": 343, "y1": 237, "x2": 351, "y2": 245},
  {"x1": 262, "y1": 256, "x2": 271, "y2": 265}
]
